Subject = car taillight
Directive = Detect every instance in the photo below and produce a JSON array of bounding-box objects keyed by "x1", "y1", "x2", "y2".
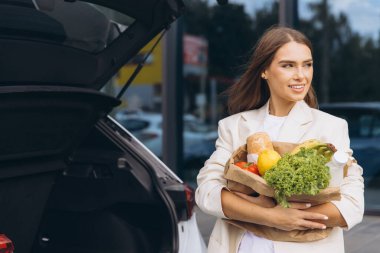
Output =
[
  {"x1": 0, "y1": 234, "x2": 14, "y2": 253},
  {"x1": 184, "y1": 184, "x2": 195, "y2": 219}
]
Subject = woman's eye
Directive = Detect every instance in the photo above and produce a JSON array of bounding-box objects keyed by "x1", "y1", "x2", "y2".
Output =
[
  {"x1": 282, "y1": 64, "x2": 293, "y2": 68},
  {"x1": 304, "y1": 62, "x2": 313, "y2": 68}
]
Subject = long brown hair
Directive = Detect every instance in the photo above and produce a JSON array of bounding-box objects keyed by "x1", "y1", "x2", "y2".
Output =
[{"x1": 226, "y1": 26, "x2": 318, "y2": 115}]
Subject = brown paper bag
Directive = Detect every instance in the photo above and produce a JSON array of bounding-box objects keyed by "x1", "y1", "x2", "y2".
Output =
[
  {"x1": 224, "y1": 143, "x2": 341, "y2": 204},
  {"x1": 223, "y1": 142, "x2": 341, "y2": 242},
  {"x1": 224, "y1": 220, "x2": 332, "y2": 242}
]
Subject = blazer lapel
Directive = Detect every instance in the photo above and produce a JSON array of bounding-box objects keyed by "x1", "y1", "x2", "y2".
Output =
[
  {"x1": 277, "y1": 100, "x2": 313, "y2": 143},
  {"x1": 238, "y1": 101, "x2": 268, "y2": 144}
]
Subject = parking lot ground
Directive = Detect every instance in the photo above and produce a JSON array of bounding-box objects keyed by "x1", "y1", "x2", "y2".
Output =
[
  {"x1": 344, "y1": 215, "x2": 380, "y2": 253},
  {"x1": 195, "y1": 206, "x2": 379, "y2": 253},
  {"x1": 194, "y1": 206, "x2": 217, "y2": 244}
]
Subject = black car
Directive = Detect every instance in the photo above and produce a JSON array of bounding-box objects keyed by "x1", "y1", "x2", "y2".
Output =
[
  {"x1": 320, "y1": 102, "x2": 380, "y2": 212},
  {"x1": 0, "y1": 0, "x2": 206, "y2": 252}
]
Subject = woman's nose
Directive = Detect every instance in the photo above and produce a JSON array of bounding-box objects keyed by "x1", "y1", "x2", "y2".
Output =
[{"x1": 293, "y1": 67, "x2": 306, "y2": 79}]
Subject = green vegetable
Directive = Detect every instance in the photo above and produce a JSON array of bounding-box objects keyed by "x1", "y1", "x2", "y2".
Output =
[{"x1": 263, "y1": 147, "x2": 331, "y2": 208}]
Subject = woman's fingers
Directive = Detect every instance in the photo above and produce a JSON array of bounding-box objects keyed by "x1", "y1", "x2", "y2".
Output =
[
  {"x1": 302, "y1": 211, "x2": 329, "y2": 221},
  {"x1": 288, "y1": 202, "x2": 312, "y2": 209},
  {"x1": 269, "y1": 206, "x2": 329, "y2": 231},
  {"x1": 293, "y1": 217, "x2": 327, "y2": 230},
  {"x1": 231, "y1": 196, "x2": 329, "y2": 231},
  {"x1": 292, "y1": 211, "x2": 328, "y2": 230},
  {"x1": 299, "y1": 220, "x2": 327, "y2": 230}
]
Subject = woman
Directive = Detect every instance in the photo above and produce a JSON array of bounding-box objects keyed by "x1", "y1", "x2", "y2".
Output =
[{"x1": 195, "y1": 26, "x2": 364, "y2": 253}]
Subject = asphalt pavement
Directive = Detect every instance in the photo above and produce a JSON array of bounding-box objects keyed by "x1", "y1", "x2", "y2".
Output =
[
  {"x1": 344, "y1": 215, "x2": 380, "y2": 253},
  {"x1": 194, "y1": 206, "x2": 216, "y2": 244}
]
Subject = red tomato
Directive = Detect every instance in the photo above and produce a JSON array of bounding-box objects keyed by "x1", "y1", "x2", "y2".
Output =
[
  {"x1": 245, "y1": 163, "x2": 259, "y2": 175},
  {"x1": 234, "y1": 161, "x2": 248, "y2": 169},
  {"x1": 234, "y1": 161, "x2": 260, "y2": 176}
]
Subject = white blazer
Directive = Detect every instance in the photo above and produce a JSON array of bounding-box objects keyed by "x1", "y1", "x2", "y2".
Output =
[{"x1": 195, "y1": 100, "x2": 364, "y2": 253}]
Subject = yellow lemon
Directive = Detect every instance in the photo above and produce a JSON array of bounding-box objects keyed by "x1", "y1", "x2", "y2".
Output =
[{"x1": 257, "y1": 149, "x2": 281, "y2": 176}]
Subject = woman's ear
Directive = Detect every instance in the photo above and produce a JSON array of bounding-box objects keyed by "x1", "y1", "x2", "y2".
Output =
[{"x1": 261, "y1": 72, "x2": 267, "y2": 79}]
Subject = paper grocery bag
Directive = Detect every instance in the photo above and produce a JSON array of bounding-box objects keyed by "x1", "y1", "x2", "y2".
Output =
[
  {"x1": 224, "y1": 219, "x2": 332, "y2": 242},
  {"x1": 224, "y1": 142, "x2": 341, "y2": 205},
  {"x1": 223, "y1": 142, "x2": 342, "y2": 242}
]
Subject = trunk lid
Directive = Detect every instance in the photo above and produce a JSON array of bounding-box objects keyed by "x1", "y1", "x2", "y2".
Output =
[{"x1": 0, "y1": 0, "x2": 184, "y2": 89}]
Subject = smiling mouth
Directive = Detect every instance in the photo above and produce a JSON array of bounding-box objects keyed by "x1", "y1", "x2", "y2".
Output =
[
  {"x1": 288, "y1": 84, "x2": 306, "y2": 93},
  {"x1": 288, "y1": 85, "x2": 305, "y2": 89}
]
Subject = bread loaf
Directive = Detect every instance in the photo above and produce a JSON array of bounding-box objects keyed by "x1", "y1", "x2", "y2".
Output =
[{"x1": 246, "y1": 132, "x2": 273, "y2": 154}]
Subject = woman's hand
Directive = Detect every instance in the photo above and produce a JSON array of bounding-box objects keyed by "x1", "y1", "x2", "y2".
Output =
[
  {"x1": 222, "y1": 189, "x2": 327, "y2": 231},
  {"x1": 264, "y1": 202, "x2": 328, "y2": 231},
  {"x1": 233, "y1": 192, "x2": 275, "y2": 208},
  {"x1": 233, "y1": 192, "x2": 328, "y2": 231}
]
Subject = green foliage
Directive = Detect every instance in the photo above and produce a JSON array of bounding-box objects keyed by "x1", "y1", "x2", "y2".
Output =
[
  {"x1": 182, "y1": 0, "x2": 210, "y2": 36},
  {"x1": 263, "y1": 148, "x2": 331, "y2": 208},
  {"x1": 183, "y1": 0, "x2": 380, "y2": 102},
  {"x1": 207, "y1": 4, "x2": 255, "y2": 77},
  {"x1": 183, "y1": 0, "x2": 258, "y2": 78}
]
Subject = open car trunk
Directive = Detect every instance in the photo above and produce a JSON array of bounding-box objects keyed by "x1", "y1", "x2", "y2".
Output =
[
  {"x1": 32, "y1": 126, "x2": 178, "y2": 253},
  {"x1": 0, "y1": 1, "x2": 187, "y2": 252},
  {"x1": 0, "y1": 86, "x2": 177, "y2": 253}
]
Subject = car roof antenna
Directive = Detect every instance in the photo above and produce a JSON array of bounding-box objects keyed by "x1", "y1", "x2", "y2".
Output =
[{"x1": 116, "y1": 30, "x2": 167, "y2": 100}]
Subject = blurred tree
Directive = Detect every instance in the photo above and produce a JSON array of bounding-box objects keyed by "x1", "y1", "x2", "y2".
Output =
[
  {"x1": 183, "y1": 0, "x2": 380, "y2": 102},
  {"x1": 182, "y1": 0, "x2": 209, "y2": 36},
  {"x1": 183, "y1": 0, "x2": 255, "y2": 78},
  {"x1": 331, "y1": 34, "x2": 380, "y2": 101},
  {"x1": 300, "y1": 1, "x2": 380, "y2": 102},
  {"x1": 252, "y1": 1, "x2": 279, "y2": 37},
  {"x1": 207, "y1": 4, "x2": 256, "y2": 78}
]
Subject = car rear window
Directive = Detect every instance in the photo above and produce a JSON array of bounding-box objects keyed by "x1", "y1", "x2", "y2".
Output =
[
  {"x1": 120, "y1": 119, "x2": 150, "y2": 132},
  {"x1": 0, "y1": 0, "x2": 135, "y2": 53},
  {"x1": 321, "y1": 108, "x2": 379, "y2": 138}
]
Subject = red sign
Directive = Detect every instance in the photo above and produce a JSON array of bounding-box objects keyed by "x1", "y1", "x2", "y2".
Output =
[{"x1": 183, "y1": 34, "x2": 208, "y2": 66}]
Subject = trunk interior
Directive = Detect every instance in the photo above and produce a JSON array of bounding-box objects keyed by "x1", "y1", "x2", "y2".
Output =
[{"x1": 0, "y1": 86, "x2": 175, "y2": 253}]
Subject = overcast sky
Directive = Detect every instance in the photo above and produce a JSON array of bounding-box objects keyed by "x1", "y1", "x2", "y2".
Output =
[{"x1": 226, "y1": 0, "x2": 380, "y2": 40}]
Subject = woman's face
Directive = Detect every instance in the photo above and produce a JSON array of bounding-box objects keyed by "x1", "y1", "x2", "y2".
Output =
[{"x1": 263, "y1": 41, "x2": 313, "y2": 104}]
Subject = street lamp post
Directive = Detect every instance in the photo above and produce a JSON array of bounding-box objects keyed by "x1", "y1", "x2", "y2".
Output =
[
  {"x1": 162, "y1": 18, "x2": 184, "y2": 174},
  {"x1": 279, "y1": 0, "x2": 299, "y2": 28}
]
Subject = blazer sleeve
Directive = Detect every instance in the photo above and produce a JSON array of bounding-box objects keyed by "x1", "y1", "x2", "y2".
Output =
[
  {"x1": 195, "y1": 119, "x2": 233, "y2": 219},
  {"x1": 330, "y1": 119, "x2": 365, "y2": 230}
]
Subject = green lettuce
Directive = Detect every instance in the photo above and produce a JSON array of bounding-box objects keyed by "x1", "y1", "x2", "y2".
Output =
[{"x1": 263, "y1": 148, "x2": 331, "y2": 208}]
